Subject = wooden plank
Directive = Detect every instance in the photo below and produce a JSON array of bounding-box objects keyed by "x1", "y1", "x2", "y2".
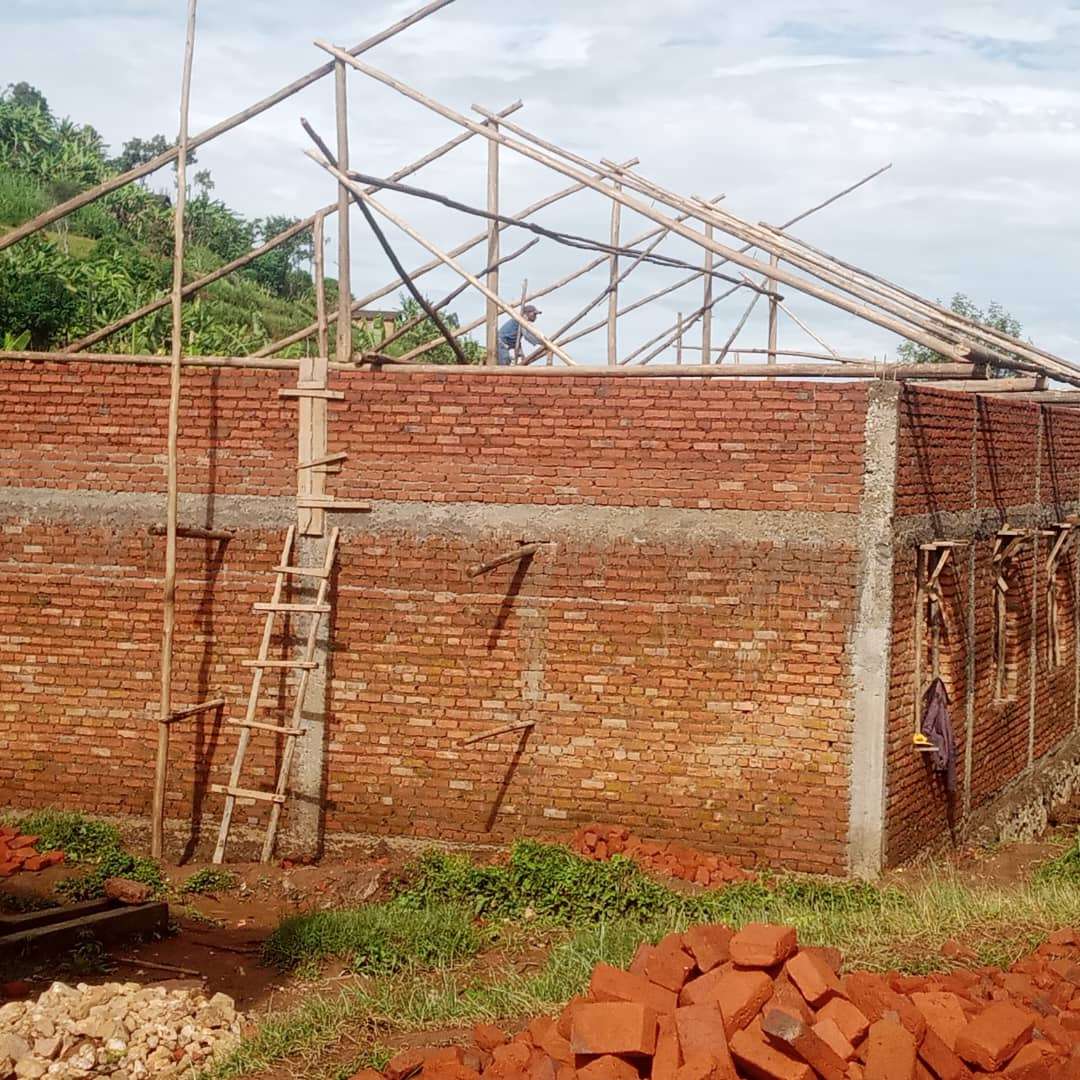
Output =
[
  {"x1": 0, "y1": 899, "x2": 111, "y2": 934},
  {"x1": 467, "y1": 543, "x2": 544, "y2": 578},
  {"x1": 166, "y1": 697, "x2": 225, "y2": 722},
  {"x1": 296, "y1": 497, "x2": 372, "y2": 511},
  {"x1": 0, "y1": 903, "x2": 170, "y2": 955},
  {"x1": 241, "y1": 659, "x2": 318, "y2": 670},
  {"x1": 273, "y1": 564, "x2": 331, "y2": 578},
  {"x1": 253, "y1": 602, "x2": 332, "y2": 614},
  {"x1": 279, "y1": 388, "x2": 345, "y2": 400},
  {"x1": 150, "y1": 524, "x2": 234, "y2": 541},
  {"x1": 210, "y1": 784, "x2": 286, "y2": 804},
  {"x1": 225, "y1": 719, "x2": 306, "y2": 737}
]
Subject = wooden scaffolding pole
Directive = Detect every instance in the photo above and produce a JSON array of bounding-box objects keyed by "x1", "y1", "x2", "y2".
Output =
[
  {"x1": 486, "y1": 121, "x2": 500, "y2": 364},
  {"x1": 152, "y1": 0, "x2": 198, "y2": 861},
  {"x1": 767, "y1": 253, "x2": 780, "y2": 364},
  {"x1": 607, "y1": 183, "x2": 621, "y2": 366},
  {"x1": 335, "y1": 60, "x2": 352, "y2": 363},
  {"x1": 702, "y1": 223, "x2": 714, "y2": 364},
  {"x1": 314, "y1": 212, "x2": 329, "y2": 358}
]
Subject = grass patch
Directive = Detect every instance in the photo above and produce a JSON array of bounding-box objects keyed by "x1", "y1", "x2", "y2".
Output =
[
  {"x1": 264, "y1": 903, "x2": 493, "y2": 975},
  {"x1": 1035, "y1": 830, "x2": 1080, "y2": 884}
]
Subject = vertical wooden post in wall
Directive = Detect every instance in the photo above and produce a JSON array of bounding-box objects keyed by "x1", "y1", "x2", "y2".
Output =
[
  {"x1": 299, "y1": 212, "x2": 330, "y2": 538},
  {"x1": 767, "y1": 253, "x2": 780, "y2": 365},
  {"x1": 676, "y1": 312, "x2": 684, "y2": 365},
  {"x1": 701, "y1": 223, "x2": 714, "y2": 364},
  {"x1": 152, "y1": 0, "x2": 198, "y2": 860},
  {"x1": 335, "y1": 59, "x2": 352, "y2": 366},
  {"x1": 607, "y1": 183, "x2": 621, "y2": 366},
  {"x1": 485, "y1": 121, "x2": 500, "y2": 364}
]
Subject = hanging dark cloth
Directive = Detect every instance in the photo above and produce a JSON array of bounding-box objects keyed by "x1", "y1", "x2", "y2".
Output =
[{"x1": 921, "y1": 677, "x2": 957, "y2": 794}]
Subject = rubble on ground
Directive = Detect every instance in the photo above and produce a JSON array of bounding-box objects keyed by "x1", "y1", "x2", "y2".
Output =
[
  {"x1": 571, "y1": 825, "x2": 752, "y2": 888},
  {"x1": 0, "y1": 981, "x2": 241, "y2": 1078},
  {"x1": 361, "y1": 922, "x2": 1080, "y2": 1079},
  {"x1": 0, "y1": 828, "x2": 64, "y2": 878}
]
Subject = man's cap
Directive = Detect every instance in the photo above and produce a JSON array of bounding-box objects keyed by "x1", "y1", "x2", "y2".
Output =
[{"x1": 523, "y1": 304, "x2": 541, "y2": 317}]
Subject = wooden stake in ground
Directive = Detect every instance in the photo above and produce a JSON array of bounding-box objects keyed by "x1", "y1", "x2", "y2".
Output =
[{"x1": 152, "y1": 0, "x2": 198, "y2": 861}]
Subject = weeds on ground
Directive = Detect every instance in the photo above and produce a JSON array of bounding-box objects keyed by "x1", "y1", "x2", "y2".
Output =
[
  {"x1": 3, "y1": 808, "x2": 166, "y2": 902},
  {"x1": 181, "y1": 868, "x2": 238, "y2": 895},
  {"x1": 3, "y1": 808, "x2": 120, "y2": 862},
  {"x1": 264, "y1": 903, "x2": 493, "y2": 975},
  {"x1": 1035, "y1": 830, "x2": 1080, "y2": 884}
]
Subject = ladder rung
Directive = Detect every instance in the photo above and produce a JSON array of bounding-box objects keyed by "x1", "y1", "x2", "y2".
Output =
[
  {"x1": 274, "y1": 564, "x2": 330, "y2": 579},
  {"x1": 279, "y1": 388, "x2": 346, "y2": 400},
  {"x1": 210, "y1": 784, "x2": 287, "y2": 804},
  {"x1": 225, "y1": 719, "x2": 306, "y2": 736},
  {"x1": 242, "y1": 659, "x2": 318, "y2": 670},
  {"x1": 253, "y1": 603, "x2": 331, "y2": 614},
  {"x1": 296, "y1": 498, "x2": 372, "y2": 512}
]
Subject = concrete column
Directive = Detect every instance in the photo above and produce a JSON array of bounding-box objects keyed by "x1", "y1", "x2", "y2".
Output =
[
  {"x1": 286, "y1": 533, "x2": 331, "y2": 858},
  {"x1": 848, "y1": 383, "x2": 901, "y2": 878}
]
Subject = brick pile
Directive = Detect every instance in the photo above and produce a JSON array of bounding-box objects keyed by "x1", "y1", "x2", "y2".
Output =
[
  {"x1": 570, "y1": 825, "x2": 752, "y2": 888},
  {"x1": 359, "y1": 922, "x2": 1080, "y2": 1080},
  {"x1": 0, "y1": 826, "x2": 64, "y2": 877}
]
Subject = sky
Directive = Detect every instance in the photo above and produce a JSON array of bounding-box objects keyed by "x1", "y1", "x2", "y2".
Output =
[{"x1": 6, "y1": 0, "x2": 1080, "y2": 364}]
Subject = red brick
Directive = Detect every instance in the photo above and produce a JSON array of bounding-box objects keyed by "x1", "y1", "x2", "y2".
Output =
[
  {"x1": 761, "y1": 1009, "x2": 848, "y2": 1080},
  {"x1": 910, "y1": 993, "x2": 968, "y2": 1052},
  {"x1": 784, "y1": 950, "x2": 845, "y2": 1006},
  {"x1": 574, "y1": 1056, "x2": 640, "y2": 1080},
  {"x1": 653, "y1": 1014, "x2": 682, "y2": 1080},
  {"x1": 729, "y1": 924, "x2": 798, "y2": 969},
  {"x1": 843, "y1": 974, "x2": 926, "y2": 1042},
  {"x1": 816, "y1": 998, "x2": 870, "y2": 1047},
  {"x1": 683, "y1": 969, "x2": 773, "y2": 1036},
  {"x1": 570, "y1": 1002, "x2": 658, "y2": 1057},
  {"x1": 528, "y1": 1018, "x2": 573, "y2": 1065},
  {"x1": 647, "y1": 940, "x2": 697, "y2": 993},
  {"x1": 684, "y1": 926, "x2": 733, "y2": 973},
  {"x1": 812, "y1": 1018, "x2": 854, "y2": 1062},
  {"x1": 954, "y1": 1003, "x2": 1034, "y2": 1071},
  {"x1": 474, "y1": 1025, "x2": 508, "y2": 1052},
  {"x1": 916, "y1": 1027, "x2": 972, "y2": 1080},
  {"x1": 674, "y1": 1005, "x2": 727, "y2": 1062},
  {"x1": 729, "y1": 1025, "x2": 813, "y2": 1080},
  {"x1": 864, "y1": 1019, "x2": 917, "y2": 1080},
  {"x1": 590, "y1": 964, "x2": 676, "y2": 1016}
]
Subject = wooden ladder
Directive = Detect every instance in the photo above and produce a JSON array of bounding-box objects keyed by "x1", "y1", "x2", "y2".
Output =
[{"x1": 211, "y1": 525, "x2": 340, "y2": 864}]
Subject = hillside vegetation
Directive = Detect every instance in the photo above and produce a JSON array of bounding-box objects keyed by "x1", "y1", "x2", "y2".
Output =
[{"x1": 0, "y1": 81, "x2": 479, "y2": 362}]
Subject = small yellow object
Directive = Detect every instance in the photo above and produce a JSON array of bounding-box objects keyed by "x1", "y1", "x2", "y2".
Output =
[{"x1": 913, "y1": 732, "x2": 936, "y2": 752}]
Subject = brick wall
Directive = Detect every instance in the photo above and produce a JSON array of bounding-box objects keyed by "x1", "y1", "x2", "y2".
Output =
[
  {"x1": 0, "y1": 363, "x2": 872, "y2": 873},
  {"x1": 885, "y1": 387, "x2": 1080, "y2": 866}
]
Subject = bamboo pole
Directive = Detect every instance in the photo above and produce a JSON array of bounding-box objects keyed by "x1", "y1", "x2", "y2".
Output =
[
  {"x1": 607, "y1": 184, "x2": 621, "y2": 366},
  {"x1": 767, "y1": 254, "x2": 780, "y2": 365},
  {"x1": 312, "y1": 160, "x2": 577, "y2": 367},
  {"x1": 676, "y1": 314, "x2": 684, "y2": 365},
  {"x1": 0, "y1": 0, "x2": 458, "y2": 255},
  {"x1": 513, "y1": 277, "x2": 529, "y2": 363},
  {"x1": 486, "y1": 122, "x2": 500, "y2": 364},
  {"x1": 152, "y1": 0, "x2": 197, "y2": 862},
  {"x1": 717, "y1": 289, "x2": 765, "y2": 366},
  {"x1": 255, "y1": 151, "x2": 616, "y2": 359},
  {"x1": 624, "y1": 281, "x2": 746, "y2": 367},
  {"x1": 775, "y1": 301, "x2": 840, "y2": 359},
  {"x1": 69, "y1": 104, "x2": 523, "y2": 355},
  {"x1": 360, "y1": 361, "x2": 976, "y2": 380},
  {"x1": 314, "y1": 212, "x2": 328, "y2": 358},
  {"x1": 702, "y1": 224, "x2": 714, "y2": 364},
  {"x1": 334, "y1": 60, "x2": 352, "y2": 363}
]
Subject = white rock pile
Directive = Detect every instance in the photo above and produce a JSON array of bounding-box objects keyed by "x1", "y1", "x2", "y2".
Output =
[{"x1": 0, "y1": 981, "x2": 242, "y2": 1078}]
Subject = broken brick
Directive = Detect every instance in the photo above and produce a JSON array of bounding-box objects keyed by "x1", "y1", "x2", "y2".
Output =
[
  {"x1": 574, "y1": 1056, "x2": 640, "y2": 1080},
  {"x1": 812, "y1": 1018, "x2": 855, "y2": 1062},
  {"x1": 910, "y1": 992, "x2": 968, "y2": 1052},
  {"x1": 729, "y1": 1024, "x2": 813, "y2": 1080},
  {"x1": 653, "y1": 1013, "x2": 683, "y2": 1080}
]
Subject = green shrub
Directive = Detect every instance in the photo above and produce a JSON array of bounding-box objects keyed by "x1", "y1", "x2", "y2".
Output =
[
  {"x1": 1036, "y1": 831, "x2": 1080, "y2": 883},
  {"x1": 0, "y1": 170, "x2": 46, "y2": 225},
  {"x1": 11, "y1": 808, "x2": 121, "y2": 862},
  {"x1": 263, "y1": 902, "x2": 489, "y2": 974},
  {"x1": 55, "y1": 848, "x2": 166, "y2": 902},
  {"x1": 180, "y1": 868, "x2": 237, "y2": 895}
]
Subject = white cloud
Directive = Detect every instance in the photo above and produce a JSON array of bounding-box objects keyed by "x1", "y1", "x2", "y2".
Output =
[{"x1": 3, "y1": 0, "x2": 1080, "y2": 364}]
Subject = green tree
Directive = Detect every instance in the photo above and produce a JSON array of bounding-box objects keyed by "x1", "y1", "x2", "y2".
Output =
[{"x1": 897, "y1": 294, "x2": 1024, "y2": 377}]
